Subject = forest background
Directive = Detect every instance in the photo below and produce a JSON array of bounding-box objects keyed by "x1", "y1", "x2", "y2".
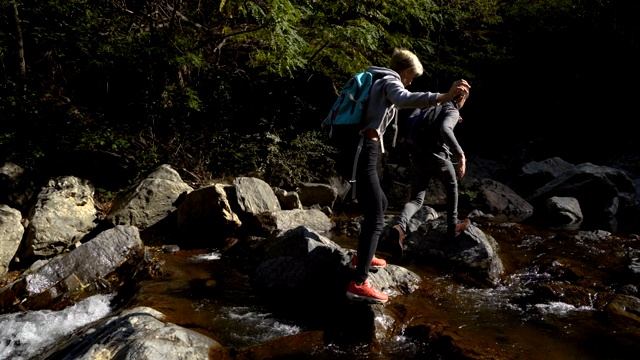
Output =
[{"x1": 1, "y1": 0, "x2": 638, "y2": 199}]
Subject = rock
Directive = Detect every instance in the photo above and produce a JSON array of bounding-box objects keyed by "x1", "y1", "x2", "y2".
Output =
[
  {"x1": 403, "y1": 217, "x2": 504, "y2": 285},
  {"x1": 0, "y1": 205, "x2": 24, "y2": 276},
  {"x1": 465, "y1": 178, "x2": 534, "y2": 220},
  {"x1": 107, "y1": 164, "x2": 193, "y2": 229},
  {"x1": 527, "y1": 162, "x2": 638, "y2": 223},
  {"x1": 176, "y1": 183, "x2": 241, "y2": 246},
  {"x1": 21, "y1": 176, "x2": 97, "y2": 260},
  {"x1": 233, "y1": 177, "x2": 281, "y2": 216},
  {"x1": 0, "y1": 162, "x2": 38, "y2": 213},
  {"x1": 273, "y1": 187, "x2": 302, "y2": 210},
  {"x1": 250, "y1": 226, "x2": 420, "y2": 302},
  {"x1": 38, "y1": 306, "x2": 222, "y2": 358},
  {"x1": 255, "y1": 208, "x2": 333, "y2": 235},
  {"x1": 297, "y1": 182, "x2": 338, "y2": 208},
  {"x1": 545, "y1": 196, "x2": 583, "y2": 225},
  {"x1": 0, "y1": 225, "x2": 144, "y2": 312}
]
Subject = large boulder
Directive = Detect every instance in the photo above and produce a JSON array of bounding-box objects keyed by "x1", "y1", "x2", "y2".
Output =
[
  {"x1": 297, "y1": 182, "x2": 338, "y2": 208},
  {"x1": 545, "y1": 196, "x2": 584, "y2": 226},
  {"x1": 0, "y1": 225, "x2": 145, "y2": 312},
  {"x1": 255, "y1": 209, "x2": 333, "y2": 236},
  {"x1": 527, "y1": 162, "x2": 638, "y2": 223},
  {"x1": 106, "y1": 164, "x2": 193, "y2": 229},
  {"x1": 0, "y1": 162, "x2": 39, "y2": 213},
  {"x1": 250, "y1": 225, "x2": 421, "y2": 305},
  {"x1": 398, "y1": 216, "x2": 504, "y2": 285},
  {"x1": 511, "y1": 157, "x2": 576, "y2": 197},
  {"x1": 464, "y1": 178, "x2": 534, "y2": 221},
  {"x1": 21, "y1": 176, "x2": 97, "y2": 260},
  {"x1": 38, "y1": 306, "x2": 222, "y2": 358},
  {"x1": 248, "y1": 226, "x2": 422, "y2": 345},
  {"x1": 232, "y1": 177, "x2": 281, "y2": 216},
  {"x1": 176, "y1": 183, "x2": 242, "y2": 246},
  {"x1": 0, "y1": 205, "x2": 24, "y2": 276}
]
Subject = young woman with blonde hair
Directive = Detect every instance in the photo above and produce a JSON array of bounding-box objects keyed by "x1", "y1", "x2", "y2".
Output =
[{"x1": 345, "y1": 48, "x2": 470, "y2": 304}]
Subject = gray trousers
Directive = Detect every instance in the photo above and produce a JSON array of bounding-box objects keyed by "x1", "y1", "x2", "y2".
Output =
[{"x1": 395, "y1": 151, "x2": 459, "y2": 236}]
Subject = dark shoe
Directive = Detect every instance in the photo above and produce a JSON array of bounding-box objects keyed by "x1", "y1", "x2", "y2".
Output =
[
  {"x1": 389, "y1": 225, "x2": 405, "y2": 258},
  {"x1": 451, "y1": 218, "x2": 471, "y2": 237},
  {"x1": 350, "y1": 255, "x2": 387, "y2": 270},
  {"x1": 346, "y1": 279, "x2": 389, "y2": 304}
]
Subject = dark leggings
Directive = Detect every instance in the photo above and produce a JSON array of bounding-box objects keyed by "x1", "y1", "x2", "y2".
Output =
[
  {"x1": 396, "y1": 151, "x2": 459, "y2": 234},
  {"x1": 354, "y1": 138, "x2": 387, "y2": 284}
]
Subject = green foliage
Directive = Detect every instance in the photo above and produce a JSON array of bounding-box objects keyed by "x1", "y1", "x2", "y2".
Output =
[
  {"x1": 94, "y1": 187, "x2": 117, "y2": 202},
  {"x1": 303, "y1": 0, "x2": 444, "y2": 81},
  {"x1": 250, "y1": 0, "x2": 311, "y2": 76},
  {"x1": 262, "y1": 130, "x2": 338, "y2": 189},
  {"x1": 204, "y1": 128, "x2": 337, "y2": 189},
  {"x1": 1, "y1": 0, "x2": 638, "y2": 185}
]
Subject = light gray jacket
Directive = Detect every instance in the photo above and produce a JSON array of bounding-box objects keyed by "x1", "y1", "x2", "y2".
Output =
[{"x1": 363, "y1": 66, "x2": 439, "y2": 153}]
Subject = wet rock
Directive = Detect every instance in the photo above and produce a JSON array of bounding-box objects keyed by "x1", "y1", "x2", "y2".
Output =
[
  {"x1": 402, "y1": 217, "x2": 504, "y2": 285},
  {"x1": 604, "y1": 294, "x2": 640, "y2": 342},
  {"x1": 37, "y1": 306, "x2": 222, "y2": 358},
  {"x1": 249, "y1": 225, "x2": 421, "y2": 344},
  {"x1": 573, "y1": 229, "x2": 612, "y2": 243},
  {"x1": 0, "y1": 225, "x2": 144, "y2": 312},
  {"x1": 161, "y1": 245, "x2": 180, "y2": 254},
  {"x1": 403, "y1": 320, "x2": 504, "y2": 360},
  {"x1": 523, "y1": 282, "x2": 601, "y2": 309}
]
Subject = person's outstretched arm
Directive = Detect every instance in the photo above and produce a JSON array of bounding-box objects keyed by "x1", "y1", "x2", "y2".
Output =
[
  {"x1": 436, "y1": 79, "x2": 470, "y2": 104},
  {"x1": 439, "y1": 104, "x2": 466, "y2": 178}
]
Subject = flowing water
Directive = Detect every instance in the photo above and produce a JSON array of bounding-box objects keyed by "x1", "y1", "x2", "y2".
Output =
[
  {"x1": 2, "y1": 217, "x2": 639, "y2": 359},
  {"x1": 0, "y1": 294, "x2": 114, "y2": 359}
]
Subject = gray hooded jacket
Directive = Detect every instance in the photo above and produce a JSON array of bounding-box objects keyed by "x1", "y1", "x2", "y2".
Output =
[{"x1": 363, "y1": 66, "x2": 439, "y2": 153}]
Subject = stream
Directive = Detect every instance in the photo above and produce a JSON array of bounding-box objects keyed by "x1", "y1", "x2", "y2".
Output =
[{"x1": 1, "y1": 215, "x2": 639, "y2": 359}]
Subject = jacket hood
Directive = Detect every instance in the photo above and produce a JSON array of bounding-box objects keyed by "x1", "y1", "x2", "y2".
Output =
[{"x1": 365, "y1": 66, "x2": 399, "y2": 79}]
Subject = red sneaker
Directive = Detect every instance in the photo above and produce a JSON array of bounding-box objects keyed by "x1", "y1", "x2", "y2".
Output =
[
  {"x1": 346, "y1": 279, "x2": 389, "y2": 304},
  {"x1": 453, "y1": 218, "x2": 471, "y2": 236},
  {"x1": 350, "y1": 254, "x2": 387, "y2": 270}
]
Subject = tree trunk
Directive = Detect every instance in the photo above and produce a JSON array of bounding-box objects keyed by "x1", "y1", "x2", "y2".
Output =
[{"x1": 11, "y1": 0, "x2": 26, "y2": 95}]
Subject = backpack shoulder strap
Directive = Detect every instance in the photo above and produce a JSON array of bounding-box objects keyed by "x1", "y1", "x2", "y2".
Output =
[{"x1": 428, "y1": 104, "x2": 444, "y2": 123}]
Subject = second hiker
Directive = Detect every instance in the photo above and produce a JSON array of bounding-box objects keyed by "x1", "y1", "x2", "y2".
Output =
[{"x1": 387, "y1": 92, "x2": 472, "y2": 260}]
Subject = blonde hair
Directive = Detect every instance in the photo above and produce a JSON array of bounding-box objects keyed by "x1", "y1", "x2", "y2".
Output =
[{"x1": 389, "y1": 48, "x2": 424, "y2": 76}]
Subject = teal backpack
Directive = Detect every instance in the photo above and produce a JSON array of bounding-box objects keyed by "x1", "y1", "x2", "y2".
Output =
[
  {"x1": 322, "y1": 71, "x2": 380, "y2": 138},
  {"x1": 322, "y1": 71, "x2": 383, "y2": 203}
]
